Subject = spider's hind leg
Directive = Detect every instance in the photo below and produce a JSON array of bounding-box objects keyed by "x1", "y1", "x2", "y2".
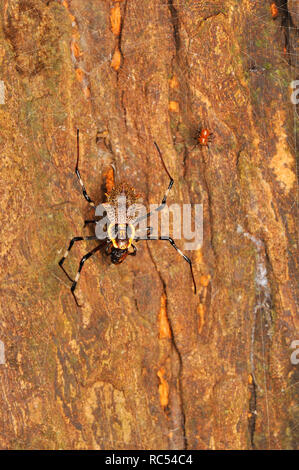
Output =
[{"x1": 70, "y1": 242, "x2": 105, "y2": 307}]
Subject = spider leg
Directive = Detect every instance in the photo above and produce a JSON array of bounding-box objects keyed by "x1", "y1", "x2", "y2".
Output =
[
  {"x1": 128, "y1": 244, "x2": 137, "y2": 256},
  {"x1": 105, "y1": 242, "x2": 113, "y2": 255},
  {"x1": 148, "y1": 236, "x2": 197, "y2": 294},
  {"x1": 71, "y1": 242, "x2": 105, "y2": 307},
  {"x1": 59, "y1": 236, "x2": 97, "y2": 282},
  {"x1": 135, "y1": 143, "x2": 174, "y2": 224},
  {"x1": 75, "y1": 129, "x2": 96, "y2": 208},
  {"x1": 154, "y1": 142, "x2": 174, "y2": 207},
  {"x1": 83, "y1": 219, "x2": 97, "y2": 227}
]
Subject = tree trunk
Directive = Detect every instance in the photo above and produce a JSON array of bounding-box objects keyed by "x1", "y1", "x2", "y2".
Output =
[{"x1": 0, "y1": 0, "x2": 298, "y2": 450}]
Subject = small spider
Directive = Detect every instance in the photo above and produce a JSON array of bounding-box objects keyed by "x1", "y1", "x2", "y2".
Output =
[
  {"x1": 59, "y1": 130, "x2": 197, "y2": 306},
  {"x1": 197, "y1": 128, "x2": 213, "y2": 147}
]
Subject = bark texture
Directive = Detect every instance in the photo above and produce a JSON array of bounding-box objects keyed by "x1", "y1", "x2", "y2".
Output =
[{"x1": 0, "y1": 0, "x2": 298, "y2": 450}]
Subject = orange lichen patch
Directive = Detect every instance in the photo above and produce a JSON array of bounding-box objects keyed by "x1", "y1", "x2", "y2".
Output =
[
  {"x1": 197, "y1": 303, "x2": 205, "y2": 334},
  {"x1": 195, "y1": 248, "x2": 203, "y2": 264},
  {"x1": 111, "y1": 48, "x2": 122, "y2": 71},
  {"x1": 75, "y1": 68, "x2": 84, "y2": 82},
  {"x1": 199, "y1": 274, "x2": 211, "y2": 287},
  {"x1": 110, "y1": 4, "x2": 121, "y2": 36},
  {"x1": 270, "y1": 2, "x2": 278, "y2": 19},
  {"x1": 169, "y1": 75, "x2": 179, "y2": 89},
  {"x1": 157, "y1": 368, "x2": 169, "y2": 408},
  {"x1": 61, "y1": 0, "x2": 77, "y2": 26},
  {"x1": 71, "y1": 41, "x2": 81, "y2": 59},
  {"x1": 169, "y1": 101, "x2": 179, "y2": 113},
  {"x1": 62, "y1": 0, "x2": 76, "y2": 24},
  {"x1": 103, "y1": 166, "x2": 115, "y2": 194},
  {"x1": 158, "y1": 293, "x2": 172, "y2": 339}
]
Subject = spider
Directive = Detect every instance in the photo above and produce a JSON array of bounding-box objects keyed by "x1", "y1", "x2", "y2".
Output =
[
  {"x1": 58, "y1": 130, "x2": 197, "y2": 306},
  {"x1": 190, "y1": 127, "x2": 214, "y2": 151},
  {"x1": 197, "y1": 128, "x2": 213, "y2": 147}
]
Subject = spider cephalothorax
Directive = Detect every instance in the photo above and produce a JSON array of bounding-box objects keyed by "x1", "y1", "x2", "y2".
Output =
[{"x1": 59, "y1": 131, "x2": 196, "y2": 307}]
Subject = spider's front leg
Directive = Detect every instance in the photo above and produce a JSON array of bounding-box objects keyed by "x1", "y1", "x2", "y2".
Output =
[
  {"x1": 154, "y1": 142, "x2": 174, "y2": 209},
  {"x1": 135, "y1": 143, "x2": 174, "y2": 225},
  {"x1": 148, "y1": 236, "x2": 197, "y2": 294}
]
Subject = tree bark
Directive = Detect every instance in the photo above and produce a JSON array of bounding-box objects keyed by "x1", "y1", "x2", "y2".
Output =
[{"x1": 0, "y1": 0, "x2": 298, "y2": 450}]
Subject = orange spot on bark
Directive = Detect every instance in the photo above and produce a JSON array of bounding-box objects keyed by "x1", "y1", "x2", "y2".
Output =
[
  {"x1": 110, "y1": 4, "x2": 122, "y2": 36},
  {"x1": 103, "y1": 166, "x2": 115, "y2": 194},
  {"x1": 71, "y1": 41, "x2": 81, "y2": 59},
  {"x1": 157, "y1": 368, "x2": 169, "y2": 408},
  {"x1": 76, "y1": 68, "x2": 84, "y2": 82},
  {"x1": 111, "y1": 48, "x2": 122, "y2": 71},
  {"x1": 169, "y1": 101, "x2": 179, "y2": 112},
  {"x1": 62, "y1": 0, "x2": 76, "y2": 26},
  {"x1": 158, "y1": 293, "x2": 172, "y2": 339},
  {"x1": 248, "y1": 374, "x2": 253, "y2": 385},
  {"x1": 197, "y1": 303, "x2": 205, "y2": 334},
  {"x1": 200, "y1": 274, "x2": 211, "y2": 287},
  {"x1": 169, "y1": 75, "x2": 179, "y2": 89},
  {"x1": 270, "y1": 3, "x2": 278, "y2": 19},
  {"x1": 196, "y1": 248, "x2": 203, "y2": 264}
]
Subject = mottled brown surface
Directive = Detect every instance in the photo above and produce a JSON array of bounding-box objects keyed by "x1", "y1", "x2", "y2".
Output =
[{"x1": 0, "y1": 0, "x2": 298, "y2": 450}]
